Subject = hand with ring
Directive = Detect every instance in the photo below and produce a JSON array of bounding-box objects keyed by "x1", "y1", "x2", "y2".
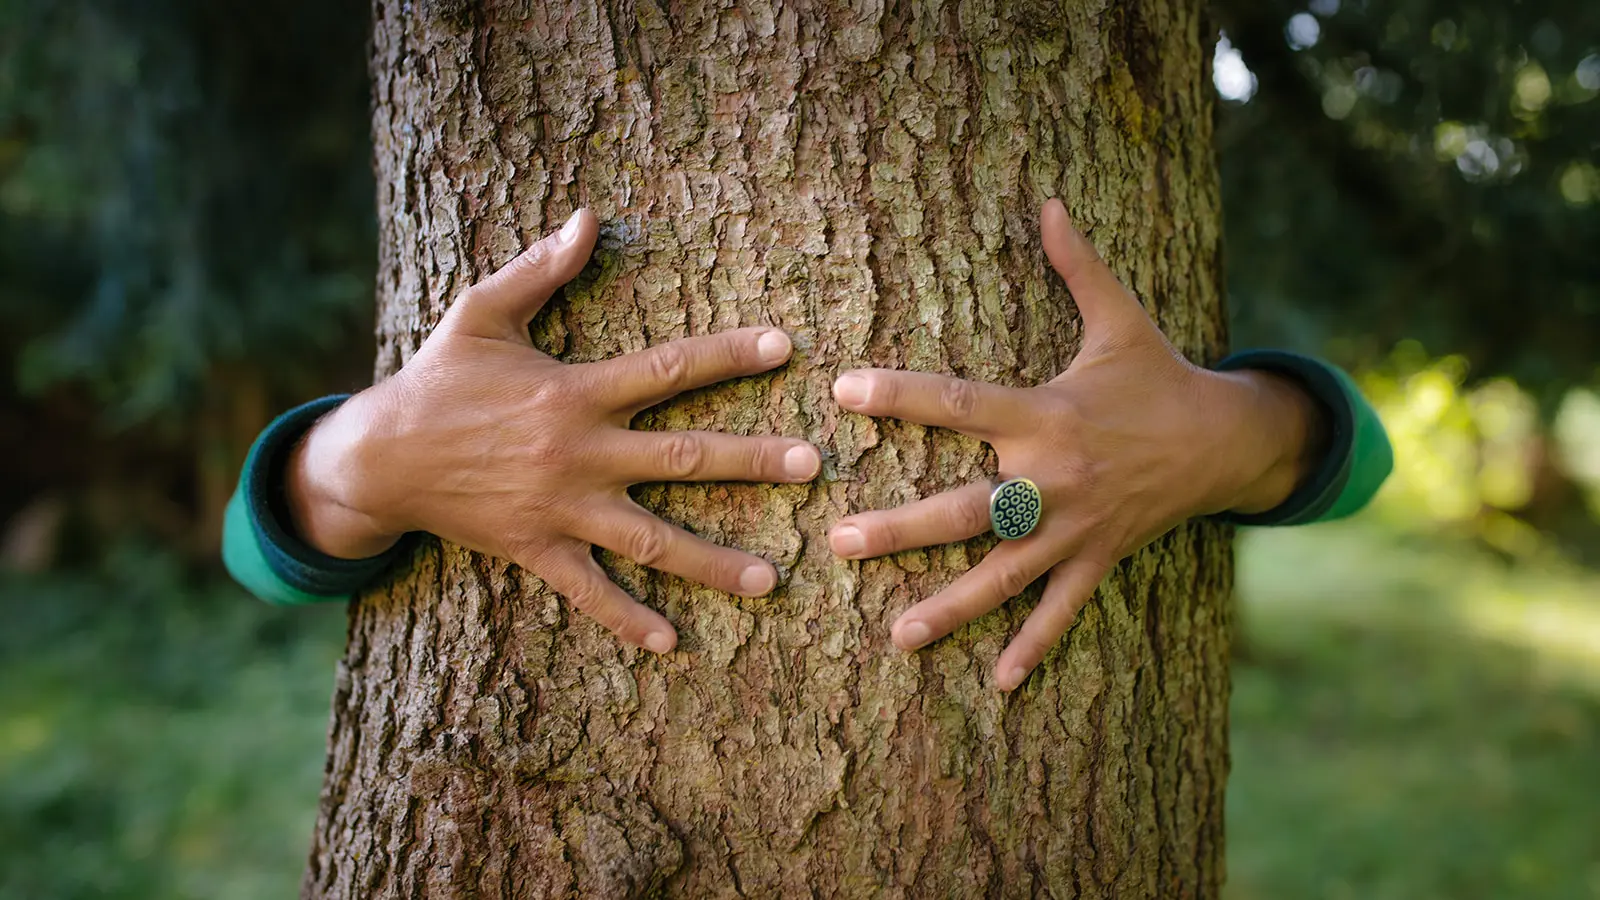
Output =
[{"x1": 827, "y1": 199, "x2": 1330, "y2": 691}]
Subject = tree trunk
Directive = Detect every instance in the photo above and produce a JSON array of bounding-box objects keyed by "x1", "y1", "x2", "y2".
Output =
[{"x1": 306, "y1": 1, "x2": 1231, "y2": 897}]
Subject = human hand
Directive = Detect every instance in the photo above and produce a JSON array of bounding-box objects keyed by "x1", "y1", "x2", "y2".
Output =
[
  {"x1": 828, "y1": 199, "x2": 1327, "y2": 690},
  {"x1": 284, "y1": 210, "x2": 821, "y2": 653}
]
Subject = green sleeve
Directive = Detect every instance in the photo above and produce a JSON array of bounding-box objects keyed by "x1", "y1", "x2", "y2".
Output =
[
  {"x1": 221, "y1": 396, "x2": 405, "y2": 605},
  {"x1": 1211, "y1": 350, "x2": 1394, "y2": 527}
]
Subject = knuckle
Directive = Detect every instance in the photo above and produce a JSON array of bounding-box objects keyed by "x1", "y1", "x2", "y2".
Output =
[
  {"x1": 1043, "y1": 391, "x2": 1083, "y2": 432},
  {"x1": 512, "y1": 240, "x2": 552, "y2": 276},
  {"x1": 519, "y1": 370, "x2": 571, "y2": 417},
  {"x1": 505, "y1": 539, "x2": 544, "y2": 574},
  {"x1": 741, "y1": 439, "x2": 777, "y2": 480},
  {"x1": 1064, "y1": 455, "x2": 1100, "y2": 497},
  {"x1": 625, "y1": 521, "x2": 672, "y2": 568},
  {"x1": 995, "y1": 561, "x2": 1037, "y2": 598},
  {"x1": 951, "y1": 495, "x2": 991, "y2": 536},
  {"x1": 719, "y1": 332, "x2": 753, "y2": 371},
  {"x1": 699, "y1": 551, "x2": 743, "y2": 588},
  {"x1": 648, "y1": 343, "x2": 691, "y2": 390},
  {"x1": 592, "y1": 602, "x2": 634, "y2": 638},
  {"x1": 1016, "y1": 635, "x2": 1053, "y2": 666},
  {"x1": 864, "y1": 373, "x2": 893, "y2": 412},
  {"x1": 561, "y1": 579, "x2": 630, "y2": 635},
  {"x1": 580, "y1": 597, "x2": 630, "y2": 636},
  {"x1": 868, "y1": 516, "x2": 899, "y2": 554},
  {"x1": 561, "y1": 577, "x2": 607, "y2": 617},
  {"x1": 454, "y1": 284, "x2": 484, "y2": 310},
  {"x1": 524, "y1": 434, "x2": 565, "y2": 477},
  {"x1": 662, "y1": 432, "x2": 707, "y2": 479},
  {"x1": 523, "y1": 416, "x2": 574, "y2": 471},
  {"x1": 561, "y1": 577, "x2": 598, "y2": 611},
  {"x1": 940, "y1": 378, "x2": 978, "y2": 421}
]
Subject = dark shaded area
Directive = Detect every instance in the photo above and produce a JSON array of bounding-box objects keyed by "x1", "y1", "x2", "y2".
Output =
[
  {"x1": 0, "y1": 552, "x2": 344, "y2": 899},
  {"x1": 0, "y1": 0, "x2": 376, "y2": 557}
]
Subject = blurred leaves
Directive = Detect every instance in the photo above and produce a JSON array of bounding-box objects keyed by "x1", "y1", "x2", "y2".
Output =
[{"x1": 1358, "y1": 341, "x2": 1600, "y2": 562}]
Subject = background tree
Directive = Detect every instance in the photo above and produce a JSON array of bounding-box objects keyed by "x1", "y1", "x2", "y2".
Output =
[
  {"x1": 303, "y1": 1, "x2": 1230, "y2": 896},
  {"x1": 1214, "y1": 0, "x2": 1600, "y2": 401}
]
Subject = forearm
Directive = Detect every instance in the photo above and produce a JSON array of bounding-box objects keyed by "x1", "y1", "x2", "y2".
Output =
[{"x1": 1206, "y1": 367, "x2": 1332, "y2": 516}]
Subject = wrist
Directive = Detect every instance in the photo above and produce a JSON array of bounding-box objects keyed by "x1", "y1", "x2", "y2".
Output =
[
  {"x1": 284, "y1": 387, "x2": 407, "y2": 560},
  {"x1": 1202, "y1": 368, "x2": 1330, "y2": 516}
]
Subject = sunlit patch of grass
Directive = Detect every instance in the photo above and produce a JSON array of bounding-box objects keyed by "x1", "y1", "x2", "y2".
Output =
[
  {"x1": 1454, "y1": 580, "x2": 1600, "y2": 687},
  {"x1": 1227, "y1": 520, "x2": 1600, "y2": 900}
]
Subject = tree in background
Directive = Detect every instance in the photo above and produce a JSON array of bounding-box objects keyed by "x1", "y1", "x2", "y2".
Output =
[
  {"x1": 1215, "y1": 0, "x2": 1600, "y2": 401},
  {"x1": 4, "y1": 1, "x2": 1597, "y2": 562},
  {"x1": 0, "y1": 0, "x2": 374, "y2": 556},
  {"x1": 303, "y1": 2, "x2": 1230, "y2": 896}
]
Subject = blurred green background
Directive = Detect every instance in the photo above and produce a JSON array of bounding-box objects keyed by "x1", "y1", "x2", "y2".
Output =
[{"x1": 2, "y1": 1, "x2": 1598, "y2": 897}]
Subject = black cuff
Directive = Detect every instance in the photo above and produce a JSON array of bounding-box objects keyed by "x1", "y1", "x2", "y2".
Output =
[{"x1": 241, "y1": 395, "x2": 406, "y2": 596}]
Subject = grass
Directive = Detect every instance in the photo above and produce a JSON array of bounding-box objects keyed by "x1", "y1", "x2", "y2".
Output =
[
  {"x1": 0, "y1": 546, "x2": 345, "y2": 900},
  {"x1": 1, "y1": 527, "x2": 1597, "y2": 898},
  {"x1": 1227, "y1": 522, "x2": 1600, "y2": 900}
]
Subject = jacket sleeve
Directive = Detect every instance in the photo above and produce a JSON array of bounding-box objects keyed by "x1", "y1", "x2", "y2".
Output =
[
  {"x1": 221, "y1": 395, "x2": 406, "y2": 605},
  {"x1": 1209, "y1": 350, "x2": 1394, "y2": 527}
]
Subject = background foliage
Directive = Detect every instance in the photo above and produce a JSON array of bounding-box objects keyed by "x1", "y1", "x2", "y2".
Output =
[{"x1": 1, "y1": 1, "x2": 1596, "y2": 897}]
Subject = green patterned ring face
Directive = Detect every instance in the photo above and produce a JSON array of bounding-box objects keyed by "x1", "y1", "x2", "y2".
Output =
[{"x1": 989, "y1": 477, "x2": 1043, "y2": 540}]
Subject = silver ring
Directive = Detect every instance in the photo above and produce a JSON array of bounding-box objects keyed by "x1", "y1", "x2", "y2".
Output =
[{"x1": 989, "y1": 477, "x2": 1042, "y2": 540}]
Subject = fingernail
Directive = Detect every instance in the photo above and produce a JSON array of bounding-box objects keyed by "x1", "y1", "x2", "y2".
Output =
[
  {"x1": 557, "y1": 210, "x2": 583, "y2": 244},
  {"x1": 833, "y1": 373, "x2": 869, "y2": 408},
  {"x1": 830, "y1": 524, "x2": 865, "y2": 558},
  {"x1": 644, "y1": 631, "x2": 676, "y2": 654},
  {"x1": 783, "y1": 445, "x2": 820, "y2": 479},
  {"x1": 757, "y1": 330, "x2": 792, "y2": 363},
  {"x1": 896, "y1": 620, "x2": 931, "y2": 649},
  {"x1": 998, "y1": 665, "x2": 1029, "y2": 691},
  {"x1": 740, "y1": 564, "x2": 777, "y2": 596}
]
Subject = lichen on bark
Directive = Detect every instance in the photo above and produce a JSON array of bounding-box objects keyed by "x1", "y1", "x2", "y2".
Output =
[{"x1": 305, "y1": 1, "x2": 1232, "y2": 897}]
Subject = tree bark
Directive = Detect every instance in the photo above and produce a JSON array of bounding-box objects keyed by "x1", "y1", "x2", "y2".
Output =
[{"x1": 307, "y1": 1, "x2": 1231, "y2": 897}]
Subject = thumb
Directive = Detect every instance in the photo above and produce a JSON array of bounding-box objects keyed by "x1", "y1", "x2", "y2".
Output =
[
  {"x1": 451, "y1": 208, "x2": 599, "y2": 338},
  {"x1": 1040, "y1": 198, "x2": 1153, "y2": 342}
]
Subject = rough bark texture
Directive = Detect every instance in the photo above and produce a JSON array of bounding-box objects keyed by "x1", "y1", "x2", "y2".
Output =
[{"x1": 307, "y1": 1, "x2": 1231, "y2": 897}]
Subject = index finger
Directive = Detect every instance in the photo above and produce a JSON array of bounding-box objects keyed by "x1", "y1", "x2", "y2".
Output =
[
  {"x1": 832, "y1": 369, "x2": 1032, "y2": 439},
  {"x1": 580, "y1": 327, "x2": 795, "y2": 415}
]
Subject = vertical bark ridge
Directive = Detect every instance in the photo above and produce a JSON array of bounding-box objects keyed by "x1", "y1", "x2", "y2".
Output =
[{"x1": 307, "y1": 1, "x2": 1231, "y2": 896}]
